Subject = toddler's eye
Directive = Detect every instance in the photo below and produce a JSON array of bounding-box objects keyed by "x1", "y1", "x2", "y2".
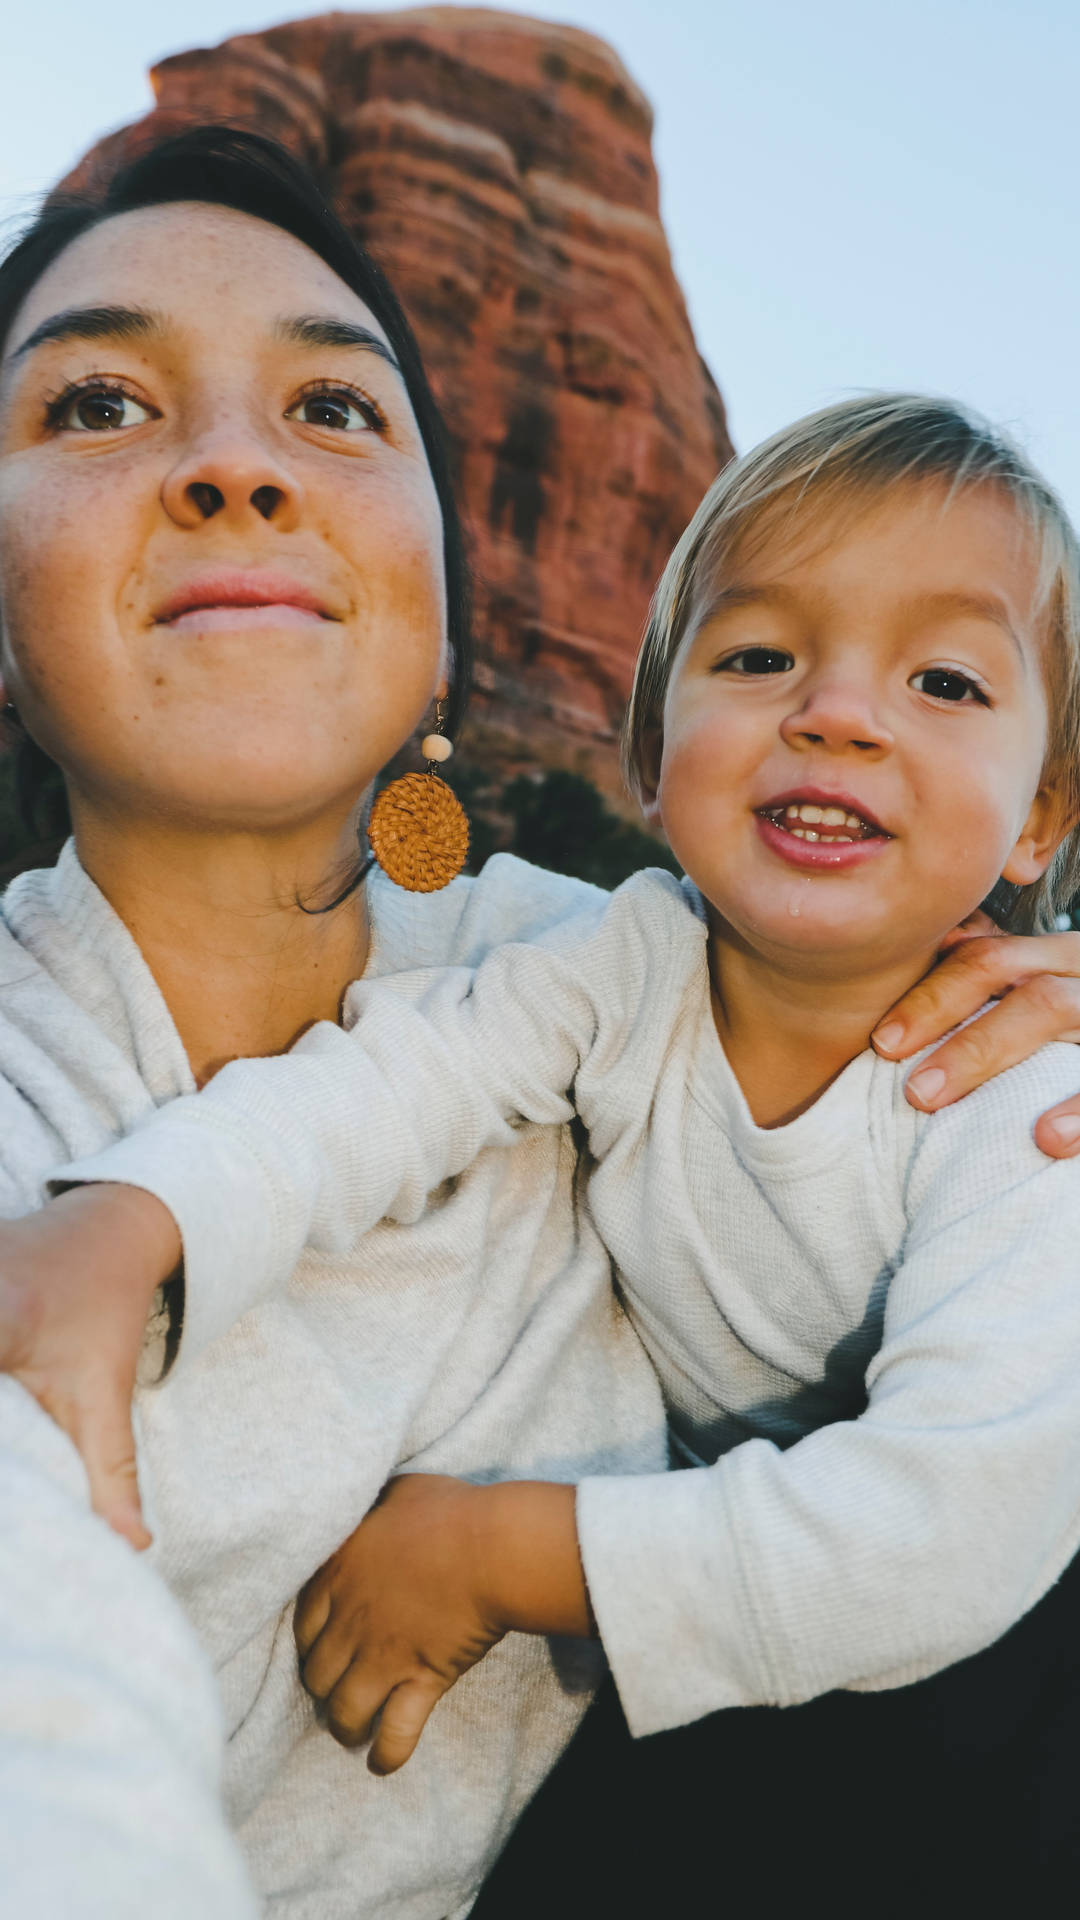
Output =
[
  {"x1": 287, "y1": 388, "x2": 381, "y2": 433},
  {"x1": 910, "y1": 667, "x2": 988, "y2": 706},
  {"x1": 52, "y1": 385, "x2": 155, "y2": 432},
  {"x1": 715, "y1": 647, "x2": 795, "y2": 676}
]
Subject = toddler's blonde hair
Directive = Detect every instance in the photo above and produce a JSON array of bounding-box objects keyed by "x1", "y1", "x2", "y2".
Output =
[{"x1": 623, "y1": 393, "x2": 1080, "y2": 933}]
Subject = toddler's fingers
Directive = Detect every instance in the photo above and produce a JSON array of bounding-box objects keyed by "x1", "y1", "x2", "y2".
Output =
[
  {"x1": 301, "y1": 1626, "x2": 354, "y2": 1704},
  {"x1": 326, "y1": 1665, "x2": 389, "y2": 1750},
  {"x1": 368, "y1": 1675, "x2": 446, "y2": 1776},
  {"x1": 1034, "y1": 1093, "x2": 1080, "y2": 1159},
  {"x1": 294, "y1": 1580, "x2": 332, "y2": 1659}
]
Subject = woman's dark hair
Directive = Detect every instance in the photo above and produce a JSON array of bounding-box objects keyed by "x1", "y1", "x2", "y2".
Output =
[{"x1": 0, "y1": 125, "x2": 472, "y2": 854}]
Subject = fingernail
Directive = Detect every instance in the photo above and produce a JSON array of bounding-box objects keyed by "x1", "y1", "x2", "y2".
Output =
[
  {"x1": 1046, "y1": 1116, "x2": 1080, "y2": 1147},
  {"x1": 873, "y1": 1022, "x2": 905, "y2": 1055},
  {"x1": 907, "y1": 1066, "x2": 947, "y2": 1107}
]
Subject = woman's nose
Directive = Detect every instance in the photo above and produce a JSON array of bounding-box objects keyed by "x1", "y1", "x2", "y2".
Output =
[
  {"x1": 779, "y1": 678, "x2": 894, "y2": 756},
  {"x1": 161, "y1": 424, "x2": 304, "y2": 532}
]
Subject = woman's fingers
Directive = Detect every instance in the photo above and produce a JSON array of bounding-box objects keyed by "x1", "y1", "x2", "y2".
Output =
[
  {"x1": 75, "y1": 1393, "x2": 151, "y2": 1551},
  {"x1": 896, "y1": 975, "x2": 1080, "y2": 1113},
  {"x1": 874, "y1": 931, "x2": 1080, "y2": 1064},
  {"x1": 367, "y1": 1675, "x2": 446, "y2": 1776},
  {"x1": 22, "y1": 1364, "x2": 150, "y2": 1550},
  {"x1": 1034, "y1": 1094, "x2": 1080, "y2": 1159}
]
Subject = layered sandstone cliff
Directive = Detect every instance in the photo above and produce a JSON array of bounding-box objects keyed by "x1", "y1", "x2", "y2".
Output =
[{"x1": 64, "y1": 8, "x2": 734, "y2": 809}]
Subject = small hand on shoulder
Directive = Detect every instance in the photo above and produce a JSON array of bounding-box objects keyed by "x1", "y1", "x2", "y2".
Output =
[
  {"x1": 873, "y1": 915, "x2": 1080, "y2": 1153},
  {"x1": 0, "y1": 1184, "x2": 181, "y2": 1548}
]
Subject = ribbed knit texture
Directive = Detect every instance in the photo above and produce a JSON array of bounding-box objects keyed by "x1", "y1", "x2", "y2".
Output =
[
  {"x1": 65, "y1": 866, "x2": 1080, "y2": 1742},
  {"x1": 0, "y1": 1379, "x2": 257, "y2": 1917},
  {"x1": 0, "y1": 845, "x2": 666, "y2": 1919}
]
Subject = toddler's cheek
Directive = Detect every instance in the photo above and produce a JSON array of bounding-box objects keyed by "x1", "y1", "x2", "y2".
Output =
[{"x1": 920, "y1": 786, "x2": 1018, "y2": 920}]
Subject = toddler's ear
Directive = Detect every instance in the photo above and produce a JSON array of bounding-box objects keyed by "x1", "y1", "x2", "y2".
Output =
[{"x1": 1001, "y1": 786, "x2": 1075, "y2": 886}]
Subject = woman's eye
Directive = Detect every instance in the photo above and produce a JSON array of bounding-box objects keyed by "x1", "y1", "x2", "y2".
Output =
[
  {"x1": 287, "y1": 389, "x2": 380, "y2": 433},
  {"x1": 715, "y1": 646, "x2": 795, "y2": 676},
  {"x1": 910, "y1": 667, "x2": 988, "y2": 706},
  {"x1": 53, "y1": 386, "x2": 155, "y2": 432}
]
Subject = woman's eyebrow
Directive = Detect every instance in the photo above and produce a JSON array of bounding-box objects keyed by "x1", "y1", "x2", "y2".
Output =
[
  {"x1": 6, "y1": 303, "x2": 163, "y2": 365},
  {"x1": 275, "y1": 313, "x2": 400, "y2": 371}
]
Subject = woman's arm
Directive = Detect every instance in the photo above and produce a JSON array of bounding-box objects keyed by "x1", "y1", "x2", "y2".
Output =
[
  {"x1": 0, "y1": 1186, "x2": 180, "y2": 1546},
  {"x1": 0, "y1": 1378, "x2": 259, "y2": 1917}
]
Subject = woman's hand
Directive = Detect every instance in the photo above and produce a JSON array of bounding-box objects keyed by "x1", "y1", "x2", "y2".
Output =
[
  {"x1": 294, "y1": 1472, "x2": 588, "y2": 1775},
  {"x1": 0, "y1": 1184, "x2": 182, "y2": 1548},
  {"x1": 872, "y1": 915, "x2": 1080, "y2": 1155}
]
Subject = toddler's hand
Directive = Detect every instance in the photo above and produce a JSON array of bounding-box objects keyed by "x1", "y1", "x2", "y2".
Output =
[
  {"x1": 0, "y1": 1184, "x2": 182, "y2": 1548},
  {"x1": 294, "y1": 1473, "x2": 506, "y2": 1775}
]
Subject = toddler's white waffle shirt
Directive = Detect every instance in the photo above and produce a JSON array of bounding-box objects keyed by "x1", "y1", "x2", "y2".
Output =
[{"x1": 66, "y1": 867, "x2": 1080, "y2": 1740}]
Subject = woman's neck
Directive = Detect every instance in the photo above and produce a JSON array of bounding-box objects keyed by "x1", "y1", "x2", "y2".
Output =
[
  {"x1": 709, "y1": 926, "x2": 939, "y2": 1128},
  {"x1": 71, "y1": 806, "x2": 372, "y2": 1086}
]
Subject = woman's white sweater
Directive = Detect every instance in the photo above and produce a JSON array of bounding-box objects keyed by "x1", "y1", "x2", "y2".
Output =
[
  {"x1": 0, "y1": 845, "x2": 666, "y2": 1920},
  {"x1": 68, "y1": 868, "x2": 1080, "y2": 1742},
  {"x1": 0, "y1": 1380, "x2": 257, "y2": 1919}
]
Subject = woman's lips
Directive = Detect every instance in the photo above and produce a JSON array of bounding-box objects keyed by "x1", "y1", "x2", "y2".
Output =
[
  {"x1": 154, "y1": 570, "x2": 336, "y2": 628},
  {"x1": 163, "y1": 603, "x2": 329, "y2": 633},
  {"x1": 754, "y1": 811, "x2": 893, "y2": 870}
]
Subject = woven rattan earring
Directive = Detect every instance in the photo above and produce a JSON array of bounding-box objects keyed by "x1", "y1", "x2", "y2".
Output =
[{"x1": 368, "y1": 699, "x2": 470, "y2": 892}]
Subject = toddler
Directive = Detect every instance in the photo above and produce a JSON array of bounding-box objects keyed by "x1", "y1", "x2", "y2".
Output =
[{"x1": 52, "y1": 396, "x2": 1080, "y2": 1799}]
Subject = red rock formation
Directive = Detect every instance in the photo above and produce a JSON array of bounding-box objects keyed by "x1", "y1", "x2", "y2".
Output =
[{"x1": 65, "y1": 8, "x2": 734, "y2": 807}]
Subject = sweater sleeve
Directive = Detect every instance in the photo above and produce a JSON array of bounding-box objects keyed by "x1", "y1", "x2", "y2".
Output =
[
  {"x1": 577, "y1": 1051, "x2": 1080, "y2": 1736},
  {"x1": 0, "y1": 1378, "x2": 258, "y2": 1918},
  {"x1": 50, "y1": 871, "x2": 691, "y2": 1368}
]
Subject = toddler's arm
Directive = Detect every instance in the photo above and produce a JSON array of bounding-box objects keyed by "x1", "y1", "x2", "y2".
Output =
[
  {"x1": 298, "y1": 1062, "x2": 1080, "y2": 1756},
  {"x1": 293, "y1": 1473, "x2": 588, "y2": 1773},
  {"x1": 48, "y1": 872, "x2": 695, "y2": 1368},
  {"x1": 577, "y1": 1076, "x2": 1080, "y2": 1734}
]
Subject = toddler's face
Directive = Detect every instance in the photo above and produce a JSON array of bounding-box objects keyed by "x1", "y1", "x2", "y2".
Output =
[{"x1": 648, "y1": 481, "x2": 1065, "y2": 975}]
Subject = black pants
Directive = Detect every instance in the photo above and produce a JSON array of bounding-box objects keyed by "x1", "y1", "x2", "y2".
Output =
[{"x1": 473, "y1": 1550, "x2": 1080, "y2": 1918}]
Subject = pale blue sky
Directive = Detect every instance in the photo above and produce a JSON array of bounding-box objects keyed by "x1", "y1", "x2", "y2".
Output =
[{"x1": 2, "y1": 0, "x2": 1077, "y2": 516}]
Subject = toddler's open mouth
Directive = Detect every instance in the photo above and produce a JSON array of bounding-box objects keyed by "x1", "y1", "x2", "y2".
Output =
[{"x1": 757, "y1": 800, "x2": 888, "y2": 845}]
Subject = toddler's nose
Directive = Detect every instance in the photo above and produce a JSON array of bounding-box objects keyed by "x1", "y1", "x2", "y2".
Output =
[{"x1": 779, "y1": 678, "x2": 893, "y2": 756}]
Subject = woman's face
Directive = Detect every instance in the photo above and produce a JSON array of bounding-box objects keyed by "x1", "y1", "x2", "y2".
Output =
[{"x1": 0, "y1": 203, "x2": 448, "y2": 830}]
